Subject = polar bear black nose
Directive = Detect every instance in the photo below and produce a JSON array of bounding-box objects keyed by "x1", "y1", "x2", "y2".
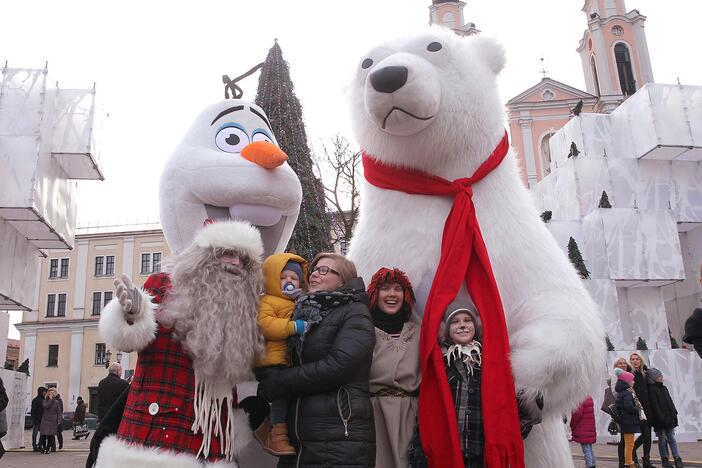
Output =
[{"x1": 370, "y1": 66, "x2": 408, "y2": 94}]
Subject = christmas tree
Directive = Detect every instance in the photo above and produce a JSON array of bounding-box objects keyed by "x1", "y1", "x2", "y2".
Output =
[
  {"x1": 605, "y1": 335, "x2": 615, "y2": 351},
  {"x1": 540, "y1": 210, "x2": 552, "y2": 223},
  {"x1": 636, "y1": 336, "x2": 648, "y2": 350},
  {"x1": 567, "y1": 237, "x2": 590, "y2": 279},
  {"x1": 599, "y1": 191, "x2": 612, "y2": 208},
  {"x1": 256, "y1": 41, "x2": 332, "y2": 259},
  {"x1": 669, "y1": 328, "x2": 679, "y2": 349}
]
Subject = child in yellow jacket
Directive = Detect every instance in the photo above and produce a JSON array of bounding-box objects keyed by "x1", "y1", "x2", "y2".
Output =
[{"x1": 255, "y1": 252, "x2": 307, "y2": 456}]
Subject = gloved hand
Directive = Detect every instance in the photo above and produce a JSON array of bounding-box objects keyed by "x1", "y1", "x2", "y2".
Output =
[
  {"x1": 517, "y1": 390, "x2": 544, "y2": 439},
  {"x1": 114, "y1": 274, "x2": 142, "y2": 325},
  {"x1": 294, "y1": 320, "x2": 308, "y2": 336}
]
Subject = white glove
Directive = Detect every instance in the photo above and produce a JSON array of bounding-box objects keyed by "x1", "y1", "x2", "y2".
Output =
[{"x1": 114, "y1": 274, "x2": 142, "y2": 325}]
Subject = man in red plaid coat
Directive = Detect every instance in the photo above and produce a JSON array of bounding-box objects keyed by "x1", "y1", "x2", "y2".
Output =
[{"x1": 96, "y1": 220, "x2": 265, "y2": 468}]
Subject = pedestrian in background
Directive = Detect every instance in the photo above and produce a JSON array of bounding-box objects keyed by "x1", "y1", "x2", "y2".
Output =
[
  {"x1": 30, "y1": 386, "x2": 47, "y2": 452},
  {"x1": 97, "y1": 362, "x2": 128, "y2": 421},
  {"x1": 55, "y1": 393, "x2": 65, "y2": 449},
  {"x1": 647, "y1": 369, "x2": 685, "y2": 468},
  {"x1": 630, "y1": 352, "x2": 655, "y2": 468},
  {"x1": 39, "y1": 387, "x2": 62, "y2": 453},
  {"x1": 615, "y1": 368, "x2": 642, "y2": 468},
  {"x1": 571, "y1": 396, "x2": 597, "y2": 468}
]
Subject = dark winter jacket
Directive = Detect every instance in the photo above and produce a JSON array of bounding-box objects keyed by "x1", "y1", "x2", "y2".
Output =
[
  {"x1": 570, "y1": 397, "x2": 596, "y2": 444},
  {"x1": 614, "y1": 380, "x2": 641, "y2": 434},
  {"x1": 647, "y1": 382, "x2": 678, "y2": 431},
  {"x1": 97, "y1": 372, "x2": 129, "y2": 420},
  {"x1": 632, "y1": 367, "x2": 652, "y2": 418},
  {"x1": 40, "y1": 398, "x2": 62, "y2": 436},
  {"x1": 31, "y1": 394, "x2": 45, "y2": 424},
  {"x1": 259, "y1": 278, "x2": 376, "y2": 468},
  {"x1": 74, "y1": 401, "x2": 87, "y2": 423}
]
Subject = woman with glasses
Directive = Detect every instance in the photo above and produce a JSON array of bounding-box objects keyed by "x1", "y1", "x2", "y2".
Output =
[{"x1": 258, "y1": 252, "x2": 376, "y2": 468}]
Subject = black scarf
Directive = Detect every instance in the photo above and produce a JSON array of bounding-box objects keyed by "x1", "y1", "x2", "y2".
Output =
[
  {"x1": 287, "y1": 283, "x2": 363, "y2": 356},
  {"x1": 371, "y1": 306, "x2": 407, "y2": 334}
]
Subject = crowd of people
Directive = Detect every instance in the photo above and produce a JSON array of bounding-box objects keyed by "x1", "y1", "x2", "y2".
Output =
[{"x1": 569, "y1": 353, "x2": 688, "y2": 468}]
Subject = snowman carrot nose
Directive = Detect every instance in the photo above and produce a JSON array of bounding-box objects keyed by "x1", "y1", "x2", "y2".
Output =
[{"x1": 240, "y1": 141, "x2": 288, "y2": 169}]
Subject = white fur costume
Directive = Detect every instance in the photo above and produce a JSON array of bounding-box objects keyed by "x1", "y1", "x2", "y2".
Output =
[
  {"x1": 97, "y1": 99, "x2": 302, "y2": 468},
  {"x1": 348, "y1": 29, "x2": 605, "y2": 467}
]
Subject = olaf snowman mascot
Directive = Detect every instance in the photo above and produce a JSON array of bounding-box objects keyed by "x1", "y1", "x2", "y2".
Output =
[
  {"x1": 348, "y1": 29, "x2": 605, "y2": 468},
  {"x1": 96, "y1": 99, "x2": 302, "y2": 468}
]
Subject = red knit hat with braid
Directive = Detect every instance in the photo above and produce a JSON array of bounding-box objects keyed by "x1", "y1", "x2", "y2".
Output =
[{"x1": 367, "y1": 268, "x2": 416, "y2": 317}]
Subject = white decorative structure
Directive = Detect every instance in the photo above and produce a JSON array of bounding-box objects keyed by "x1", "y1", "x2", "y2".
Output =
[
  {"x1": 535, "y1": 83, "x2": 702, "y2": 442},
  {"x1": 0, "y1": 368, "x2": 29, "y2": 449},
  {"x1": 0, "y1": 65, "x2": 103, "y2": 311}
]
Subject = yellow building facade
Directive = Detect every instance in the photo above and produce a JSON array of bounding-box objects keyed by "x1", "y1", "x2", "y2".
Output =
[{"x1": 16, "y1": 228, "x2": 170, "y2": 413}]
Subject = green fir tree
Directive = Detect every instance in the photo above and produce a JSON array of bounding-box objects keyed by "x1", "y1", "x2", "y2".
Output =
[
  {"x1": 605, "y1": 335, "x2": 615, "y2": 351},
  {"x1": 568, "y1": 237, "x2": 590, "y2": 279},
  {"x1": 636, "y1": 336, "x2": 648, "y2": 350},
  {"x1": 669, "y1": 328, "x2": 680, "y2": 349},
  {"x1": 599, "y1": 191, "x2": 612, "y2": 208},
  {"x1": 256, "y1": 41, "x2": 332, "y2": 260},
  {"x1": 540, "y1": 210, "x2": 552, "y2": 223}
]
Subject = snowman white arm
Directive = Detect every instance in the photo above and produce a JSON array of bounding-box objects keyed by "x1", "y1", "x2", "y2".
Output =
[{"x1": 99, "y1": 274, "x2": 158, "y2": 353}]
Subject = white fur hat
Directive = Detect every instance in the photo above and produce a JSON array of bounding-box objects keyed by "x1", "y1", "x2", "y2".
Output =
[{"x1": 193, "y1": 220, "x2": 264, "y2": 260}]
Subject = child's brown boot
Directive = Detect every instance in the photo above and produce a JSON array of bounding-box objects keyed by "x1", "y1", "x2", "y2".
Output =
[{"x1": 264, "y1": 423, "x2": 296, "y2": 456}]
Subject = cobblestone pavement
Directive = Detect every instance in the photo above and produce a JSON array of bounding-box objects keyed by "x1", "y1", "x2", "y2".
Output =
[{"x1": 4, "y1": 432, "x2": 701, "y2": 467}]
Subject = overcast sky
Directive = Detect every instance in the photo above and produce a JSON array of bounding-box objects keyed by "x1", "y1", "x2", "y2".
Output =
[
  {"x1": 3, "y1": 1, "x2": 702, "y2": 336},
  {"x1": 2, "y1": 0, "x2": 701, "y2": 228}
]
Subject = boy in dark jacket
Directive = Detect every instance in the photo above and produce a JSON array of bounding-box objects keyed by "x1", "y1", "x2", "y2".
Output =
[
  {"x1": 647, "y1": 368, "x2": 685, "y2": 468},
  {"x1": 30, "y1": 386, "x2": 47, "y2": 451},
  {"x1": 615, "y1": 368, "x2": 641, "y2": 468}
]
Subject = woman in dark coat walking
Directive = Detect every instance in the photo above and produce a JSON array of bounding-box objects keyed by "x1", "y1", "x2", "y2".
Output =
[
  {"x1": 647, "y1": 369, "x2": 685, "y2": 468},
  {"x1": 259, "y1": 253, "x2": 376, "y2": 468},
  {"x1": 39, "y1": 388, "x2": 63, "y2": 453}
]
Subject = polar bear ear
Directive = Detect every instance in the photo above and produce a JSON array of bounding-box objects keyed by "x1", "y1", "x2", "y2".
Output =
[{"x1": 470, "y1": 36, "x2": 506, "y2": 75}]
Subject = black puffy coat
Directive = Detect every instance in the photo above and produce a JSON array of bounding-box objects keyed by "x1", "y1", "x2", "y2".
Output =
[
  {"x1": 647, "y1": 382, "x2": 678, "y2": 431},
  {"x1": 615, "y1": 380, "x2": 641, "y2": 434},
  {"x1": 632, "y1": 368, "x2": 652, "y2": 418},
  {"x1": 260, "y1": 278, "x2": 376, "y2": 468}
]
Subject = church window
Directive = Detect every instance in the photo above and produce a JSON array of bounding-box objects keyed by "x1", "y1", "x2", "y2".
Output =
[
  {"x1": 540, "y1": 132, "x2": 555, "y2": 177},
  {"x1": 612, "y1": 25, "x2": 624, "y2": 36},
  {"x1": 614, "y1": 43, "x2": 636, "y2": 95},
  {"x1": 542, "y1": 89, "x2": 555, "y2": 101},
  {"x1": 590, "y1": 56, "x2": 601, "y2": 97},
  {"x1": 442, "y1": 12, "x2": 456, "y2": 28}
]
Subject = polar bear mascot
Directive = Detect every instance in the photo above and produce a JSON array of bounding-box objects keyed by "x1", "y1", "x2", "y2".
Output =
[
  {"x1": 348, "y1": 29, "x2": 605, "y2": 468},
  {"x1": 94, "y1": 99, "x2": 302, "y2": 468}
]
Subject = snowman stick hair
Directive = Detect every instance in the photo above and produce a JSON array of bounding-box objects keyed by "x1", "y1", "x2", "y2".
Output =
[{"x1": 222, "y1": 62, "x2": 264, "y2": 99}]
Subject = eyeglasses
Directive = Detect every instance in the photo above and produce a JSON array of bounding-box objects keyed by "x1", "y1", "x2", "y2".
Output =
[{"x1": 311, "y1": 265, "x2": 340, "y2": 276}]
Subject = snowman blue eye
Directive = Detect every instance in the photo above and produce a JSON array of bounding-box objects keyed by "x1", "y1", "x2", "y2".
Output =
[
  {"x1": 215, "y1": 123, "x2": 250, "y2": 153},
  {"x1": 251, "y1": 129, "x2": 273, "y2": 143}
]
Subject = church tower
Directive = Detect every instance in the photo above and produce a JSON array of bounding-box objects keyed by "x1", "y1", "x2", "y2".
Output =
[
  {"x1": 577, "y1": 0, "x2": 654, "y2": 113},
  {"x1": 429, "y1": 1, "x2": 479, "y2": 36}
]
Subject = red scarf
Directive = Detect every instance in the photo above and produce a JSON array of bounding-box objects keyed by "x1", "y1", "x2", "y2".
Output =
[{"x1": 362, "y1": 132, "x2": 524, "y2": 468}]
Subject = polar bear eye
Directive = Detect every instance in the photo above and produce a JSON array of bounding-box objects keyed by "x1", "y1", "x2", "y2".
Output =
[
  {"x1": 427, "y1": 42, "x2": 443, "y2": 52},
  {"x1": 361, "y1": 58, "x2": 373, "y2": 69},
  {"x1": 215, "y1": 125, "x2": 250, "y2": 153}
]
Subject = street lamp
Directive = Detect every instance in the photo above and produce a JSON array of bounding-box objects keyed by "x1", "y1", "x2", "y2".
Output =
[
  {"x1": 104, "y1": 349, "x2": 112, "y2": 368},
  {"x1": 116, "y1": 350, "x2": 123, "y2": 363}
]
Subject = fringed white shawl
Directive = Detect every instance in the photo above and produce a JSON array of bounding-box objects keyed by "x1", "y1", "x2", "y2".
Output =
[
  {"x1": 444, "y1": 340, "x2": 482, "y2": 376},
  {"x1": 191, "y1": 375, "x2": 239, "y2": 461}
]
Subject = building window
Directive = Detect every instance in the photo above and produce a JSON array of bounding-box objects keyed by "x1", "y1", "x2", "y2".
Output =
[
  {"x1": 542, "y1": 89, "x2": 555, "y2": 101},
  {"x1": 60, "y1": 258, "x2": 69, "y2": 278},
  {"x1": 95, "y1": 343, "x2": 106, "y2": 366},
  {"x1": 104, "y1": 291, "x2": 113, "y2": 306},
  {"x1": 141, "y1": 253, "x2": 162, "y2": 274},
  {"x1": 95, "y1": 255, "x2": 116, "y2": 276},
  {"x1": 46, "y1": 294, "x2": 56, "y2": 317},
  {"x1": 95, "y1": 256, "x2": 104, "y2": 276},
  {"x1": 540, "y1": 132, "x2": 555, "y2": 177},
  {"x1": 92, "y1": 292, "x2": 102, "y2": 315},
  {"x1": 615, "y1": 43, "x2": 636, "y2": 95},
  {"x1": 48, "y1": 345, "x2": 59, "y2": 367},
  {"x1": 57, "y1": 293, "x2": 66, "y2": 317},
  {"x1": 590, "y1": 55, "x2": 601, "y2": 97},
  {"x1": 49, "y1": 259, "x2": 58, "y2": 279}
]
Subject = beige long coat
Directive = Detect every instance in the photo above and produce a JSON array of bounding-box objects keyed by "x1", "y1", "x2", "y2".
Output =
[{"x1": 369, "y1": 315, "x2": 422, "y2": 468}]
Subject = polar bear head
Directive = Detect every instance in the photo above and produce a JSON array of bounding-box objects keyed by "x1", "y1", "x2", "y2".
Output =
[
  {"x1": 350, "y1": 28, "x2": 507, "y2": 177},
  {"x1": 159, "y1": 99, "x2": 302, "y2": 255}
]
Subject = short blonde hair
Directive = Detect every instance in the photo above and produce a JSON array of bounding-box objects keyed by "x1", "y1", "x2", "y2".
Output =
[{"x1": 310, "y1": 253, "x2": 357, "y2": 285}]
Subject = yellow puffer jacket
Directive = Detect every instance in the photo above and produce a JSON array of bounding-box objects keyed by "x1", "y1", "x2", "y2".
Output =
[{"x1": 256, "y1": 252, "x2": 308, "y2": 367}]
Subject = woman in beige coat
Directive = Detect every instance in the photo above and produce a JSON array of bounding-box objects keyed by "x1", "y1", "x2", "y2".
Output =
[{"x1": 367, "y1": 268, "x2": 421, "y2": 468}]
